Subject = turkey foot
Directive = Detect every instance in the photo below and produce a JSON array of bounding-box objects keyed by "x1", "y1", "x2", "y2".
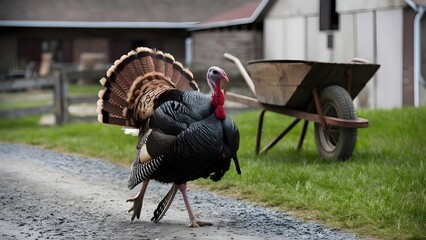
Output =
[
  {"x1": 189, "y1": 219, "x2": 213, "y2": 228},
  {"x1": 127, "y1": 179, "x2": 149, "y2": 221},
  {"x1": 177, "y1": 183, "x2": 212, "y2": 228}
]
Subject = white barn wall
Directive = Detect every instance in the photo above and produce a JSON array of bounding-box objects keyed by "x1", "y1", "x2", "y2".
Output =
[
  {"x1": 306, "y1": 16, "x2": 330, "y2": 61},
  {"x1": 264, "y1": 18, "x2": 286, "y2": 59},
  {"x1": 282, "y1": 17, "x2": 306, "y2": 60},
  {"x1": 338, "y1": 0, "x2": 405, "y2": 12},
  {"x1": 333, "y1": 14, "x2": 355, "y2": 62},
  {"x1": 263, "y1": 0, "x2": 406, "y2": 109},
  {"x1": 265, "y1": 0, "x2": 316, "y2": 60},
  {"x1": 267, "y1": 0, "x2": 317, "y2": 17},
  {"x1": 355, "y1": 11, "x2": 377, "y2": 108},
  {"x1": 376, "y1": 9, "x2": 404, "y2": 108}
]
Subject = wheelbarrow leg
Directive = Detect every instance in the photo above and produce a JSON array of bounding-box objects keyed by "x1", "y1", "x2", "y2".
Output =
[
  {"x1": 255, "y1": 110, "x2": 266, "y2": 154},
  {"x1": 297, "y1": 120, "x2": 309, "y2": 151},
  {"x1": 312, "y1": 88, "x2": 327, "y2": 129},
  {"x1": 260, "y1": 118, "x2": 301, "y2": 155}
]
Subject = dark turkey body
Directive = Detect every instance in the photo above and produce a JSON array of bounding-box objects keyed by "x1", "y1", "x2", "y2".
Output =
[
  {"x1": 151, "y1": 114, "x2": 224, "y2": 184},
  {"x1": 148, "y1": 91, "x2": 235, "y2": 184}
]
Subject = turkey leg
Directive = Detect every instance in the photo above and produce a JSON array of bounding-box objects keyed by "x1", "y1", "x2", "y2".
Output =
[
  {"x1": 127, "y1": 179, "x2": 150, "y2": 221},
  {"x1": 177, "y1": 183, "x2": 212, "y2": 227}
]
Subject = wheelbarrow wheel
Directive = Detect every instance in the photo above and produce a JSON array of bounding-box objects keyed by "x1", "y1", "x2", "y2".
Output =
[{"x1": 314, "y1": 85, "x2": 357, "y2": 160}]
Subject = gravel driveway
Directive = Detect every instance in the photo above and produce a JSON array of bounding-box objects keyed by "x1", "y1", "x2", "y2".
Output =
[{"x1": 0, "y1": 143, "x2": 360, "y2": 239}]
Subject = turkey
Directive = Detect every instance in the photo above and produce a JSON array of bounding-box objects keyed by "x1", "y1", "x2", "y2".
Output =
[{"x1": 96, "y1": 47, "x2": 240, "y2": 227}]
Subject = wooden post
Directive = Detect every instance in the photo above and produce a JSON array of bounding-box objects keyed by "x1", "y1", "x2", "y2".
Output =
[
  {"x1": 53, "y1": 70, "x2": 63, "y2": 125},
  {"x1": 53, "y1": 68, "x2": 70, "y2": 125},
  {"x1": 61, "y1": 70, "x2": 69, "y2": 123}
]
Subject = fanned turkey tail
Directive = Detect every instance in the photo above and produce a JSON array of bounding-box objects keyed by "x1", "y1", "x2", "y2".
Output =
[
  {"x1": 97, "y1": 47, "x2": 200, "y2": 223},
  {"x1": 97, "y1": 47, "x2": 199, "y2": 129}
]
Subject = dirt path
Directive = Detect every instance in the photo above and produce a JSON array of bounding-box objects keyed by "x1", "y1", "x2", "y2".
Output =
[{"x1": 0, "y1": 143, "x2": 359, "y2": 239}]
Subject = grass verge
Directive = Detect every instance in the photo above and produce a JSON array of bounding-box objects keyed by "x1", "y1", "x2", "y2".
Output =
[{"x1": 0, "y1": 107, "x2": 425, "y2": 239}]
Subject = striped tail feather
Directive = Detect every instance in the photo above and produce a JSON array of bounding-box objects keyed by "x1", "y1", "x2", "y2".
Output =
[
  {"x1": 163, "y1": 53, "x2": 175, "y2": 79},
  {"x1": 97, "y1": 46, "x2": 199, "y2": 128},
  {"x1": 136, "y1": 47, "x2": 155, "y2": 74},
  {"x1": 172, "y1": 61, "x2": 198, "y2": 91},
  {"x1": 152, "y1": 50, "x2": 166, "y2": 74}
]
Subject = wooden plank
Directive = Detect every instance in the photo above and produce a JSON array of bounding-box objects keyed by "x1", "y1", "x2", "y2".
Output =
[
  {"x1": 247, "y1": 62, "x2": 312, "y2": 86},
  {"x1": 63, "y1": 69, "x2": 107, "y2": 82},
  {"x1": 0, "y1": 77, "x2": 55, "y2": 91},
  {"x1": 68, "y1": 96, "x2": 98, "y2": 104},
  {"x1": 245, "y1": 60, "x2": 379, "y2": 109},
  {"x1": 0, "y1": 106, "x2": 53, "y2": 118},
  {"x1": 246, "y1": 62, "x2": 312, "y2": 106}
]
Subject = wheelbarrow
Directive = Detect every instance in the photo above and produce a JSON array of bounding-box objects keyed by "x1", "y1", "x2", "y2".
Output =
[{"x1": 224, "y1": 53, "x2": 380, "y2": 160}]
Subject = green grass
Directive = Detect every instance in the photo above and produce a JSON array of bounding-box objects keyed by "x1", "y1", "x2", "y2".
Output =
[
  {"x1": 0, "y1": 116, "x2": 135, "y2": 166},
  {"x1": 0, "y1": 107, "x2": 425, "y2": 239}
]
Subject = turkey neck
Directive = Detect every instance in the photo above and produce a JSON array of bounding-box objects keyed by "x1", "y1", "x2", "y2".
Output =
[{"x1": 210, "y1": 83, "x2": 226, "y2": 120}]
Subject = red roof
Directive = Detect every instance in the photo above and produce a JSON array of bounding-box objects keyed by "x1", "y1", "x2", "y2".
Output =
[
  {"x1": 200, "y1": 1, "x2": 261, "y2": 24},
  {"x1": 0, "y1": 0, "x2": 257, "y2": 28},
  {"x1": 191, "y1": 0, "x2": 272, "y2": 30}
]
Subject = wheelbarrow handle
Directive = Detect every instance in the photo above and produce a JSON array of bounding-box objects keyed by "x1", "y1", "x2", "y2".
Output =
[{"x1": 223, "y1": 53, "x2": 256, "y2": 96}]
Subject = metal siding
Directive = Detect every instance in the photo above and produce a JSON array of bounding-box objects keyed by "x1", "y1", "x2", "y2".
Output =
[
  {"x1": 354, "y1": 11, "x2": 377, "y2": 108},
  {"x1": 307, "y1": 16, "x2": 330, "y2": 62},
  {"x1": 376, "y1": 9, "x2": 403, "y2": 108},
  {"x1": 282, "y1": 17, "x2": 306, "y2": 60},
  {"x1": 403, "y1": 8, "x2": 415, "y2": 106}
]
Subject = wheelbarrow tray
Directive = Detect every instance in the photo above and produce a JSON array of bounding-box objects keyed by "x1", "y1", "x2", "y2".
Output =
[
  {"x1": 247, "y1": 60, "x2": 380, "y2": 109},
  {"x1": 224, "y1": 53, "x2": 381, "y2": 159}
]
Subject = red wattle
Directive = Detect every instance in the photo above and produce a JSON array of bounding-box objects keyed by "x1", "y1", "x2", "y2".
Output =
[
  {"x1": 215, "y1": 105, "x2": 226, "y2": 120},
  {"x1": 211, "y1": 86, "x2": 226, "y2": 119},
  {"x1": 211, "y1": 97, "x2": 219, "y2": 107},
  {"x1": 217, "y1": 90, "x2": 225, "y2": 105},
  {"x1": 211, "y1": 89, "x2": 225, "y2": 107}
]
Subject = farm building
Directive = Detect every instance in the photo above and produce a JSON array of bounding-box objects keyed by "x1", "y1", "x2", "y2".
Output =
[
  {"x1": 0, "y1": 0, "x2": 424, "y2": 109},
  {"x1": 190, "y1": 0, "x2": 426, "y2": 109}
]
